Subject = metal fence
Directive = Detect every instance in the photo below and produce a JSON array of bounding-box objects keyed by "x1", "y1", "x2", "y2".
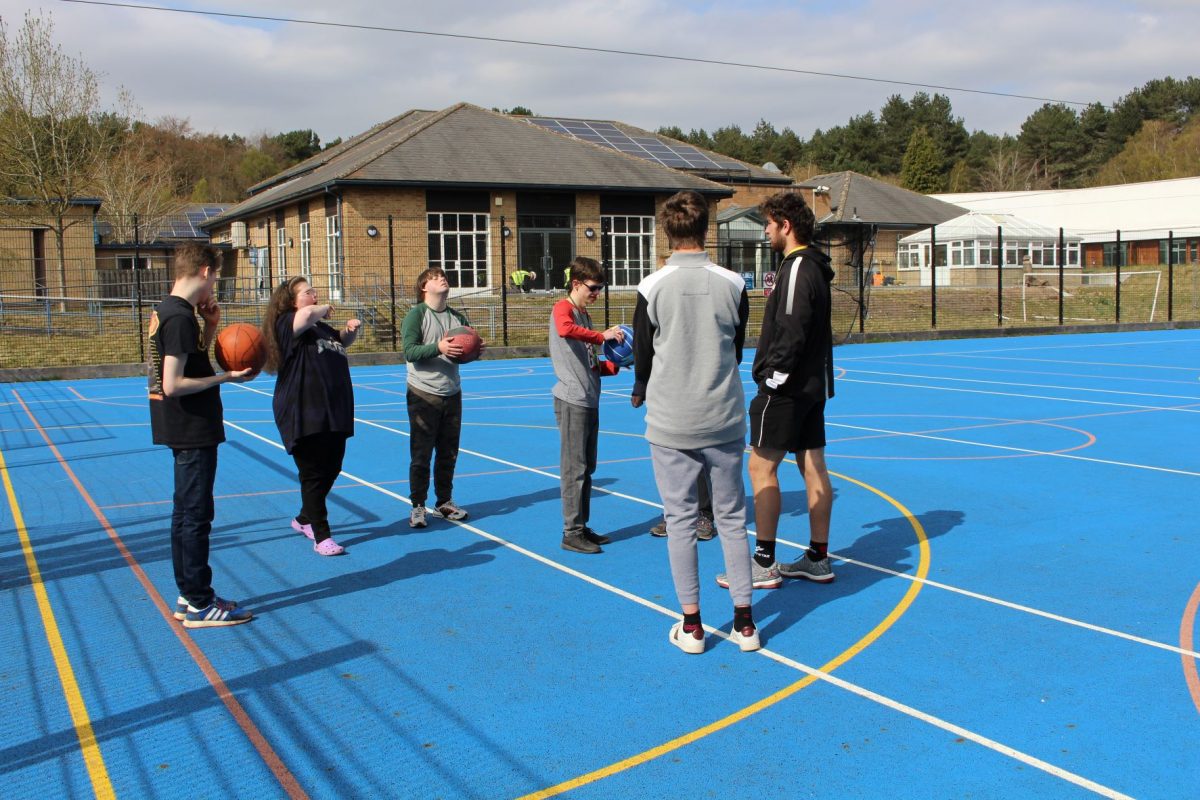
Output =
[{"x1": 2, "y1": 232, "x2": 1199, "y2": 371}]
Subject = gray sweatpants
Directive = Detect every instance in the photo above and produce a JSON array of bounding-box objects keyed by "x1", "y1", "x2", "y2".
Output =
[
  {"x1": 555, "y1": 397, "x2": 598, "y2": 534},
  {"x1": 649, "y1": 439, "x2": 753, "y2": 606}
]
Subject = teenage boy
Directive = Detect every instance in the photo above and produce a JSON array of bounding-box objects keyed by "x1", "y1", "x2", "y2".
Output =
[
  {"x1": 549, "y1": 257, "x2": 626, "y2": 554},
  {"x1": 632, "y1": 190, "x2": 759, "y2": 654},
  {"x1": 728, "y1": 191, "x2": 837, "y2": 589},
  {"x1": 402, "y1": 268, "x2": 476, "y2": 528},
  {"x1": 148, "y1": 242, "x2": 256, "y2": 628}
]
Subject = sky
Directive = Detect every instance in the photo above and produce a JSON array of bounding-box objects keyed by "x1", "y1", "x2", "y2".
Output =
[{"x1": 4, "y1": 0, "x2": 1198, "y2": 148}]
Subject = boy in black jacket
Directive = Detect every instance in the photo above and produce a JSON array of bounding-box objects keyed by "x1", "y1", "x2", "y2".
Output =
[{"x1": 740, "y1": 192, "x2": 837, "y2": 587}]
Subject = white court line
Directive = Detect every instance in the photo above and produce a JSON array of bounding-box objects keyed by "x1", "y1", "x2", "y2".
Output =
[
  {"x1": 830, "y1": 420, "x2": 1200, "y2": 477},
  {"x1": 832, "y1": 553, "x2": 1200, "y2": 660},
  {"x1": 837, "y1": 336, "x2": 1200, "y2": 362},
  {"x1": 220, "y1": 408, "x2": 1131, "y2": 799},
  {"x1": 839, "y1": 359, "x2": 1200, "y2": 387},
  {"x1": 846, "y1": 368, "x2": 1200, "y2": 402},
  {"x1": 839, "y1": 376, "x2": 1200, "y2": 414}
]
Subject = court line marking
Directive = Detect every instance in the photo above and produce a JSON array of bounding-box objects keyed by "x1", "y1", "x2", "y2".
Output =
[
  {"x1": 0, "y1": 436, "x2": 115, "y2": 800},
  {"x1": 829, "y1": 421, "x2": 1200, "y2": 477},
  {"x1": 841, "y1": 359, "x2": 1200, "y2": 387},
  {"x1": 836, "y1": 336, "x2": 1200, "y2": 362},
  {"x1": 348, "y1": 407, "x2": 1198, "y2": 660},
  {"x1": 220, "y1": 414, "x2": 1129, "y2": 799},
  {"x1": 839, "y1": 376, "x2": 1200, "y2": 414},
  {"x1": 845, "y1": 368, "x2": 1200, "y2": 402},
  {"x1": 12, "y1": 390, "x2": 310, "y2": 800},
  {"x1": 835, "y1": 553, "x2": 1200, "y2": 660},
  {"x1": 1183, "y1": 582, "x2": 1200, "y2": 716}
]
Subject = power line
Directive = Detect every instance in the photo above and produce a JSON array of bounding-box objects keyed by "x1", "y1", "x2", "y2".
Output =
[{"x1": 60, "y1": 0, "x2": 1095, "y2": 108}]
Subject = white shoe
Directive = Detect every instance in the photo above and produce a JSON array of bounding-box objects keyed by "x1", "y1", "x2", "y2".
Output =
[
  {"x1": 409, "y1": 505, "x2": 427, "y2": 528},
  {"x1": 669, "y1": 621, "x2": 705, "y2": 655},
  {"x1": 728, "y1": 625, "x2": 761, "y2": 652}
]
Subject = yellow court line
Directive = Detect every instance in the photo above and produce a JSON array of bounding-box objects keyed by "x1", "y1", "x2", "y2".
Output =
[
  {"x1": 0, "y1": 444, "x2": 116, "y2": 800},
  {"x1": 517, "y1": 468, "x2": 929, "y2": 800}
]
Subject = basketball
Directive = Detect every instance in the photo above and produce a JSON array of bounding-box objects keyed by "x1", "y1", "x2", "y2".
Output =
[
  {"x1": 445, "y1": 325, "x2": 483, "y2": 364},
  {"x1": 603, "y1": 324, "x2": 634, "y2": 367},
  {"x1": 214, "y1": 322, "x2": 266, "y2": 373}
]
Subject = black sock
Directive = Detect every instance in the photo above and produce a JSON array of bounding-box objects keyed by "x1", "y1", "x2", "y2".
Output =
[
  {"x1": 808, "y1": 541, "x2": 828, "y2": 561},
  {"x1": 733, "y1": 605, "x2": 754, "y2": 633},
  {"x1": 754, "y1": 539, "x2": 776, "y2": 568},
  {"x1": 683, "y1": 611, "x2": 702, "y2": 632}
]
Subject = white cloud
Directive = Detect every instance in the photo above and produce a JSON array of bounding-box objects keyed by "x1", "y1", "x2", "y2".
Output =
[{"x1": 9, "y1": 0, "x2": 1199, "y2": 145}]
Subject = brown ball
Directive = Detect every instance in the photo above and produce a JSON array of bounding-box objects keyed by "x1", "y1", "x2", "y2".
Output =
[{"x1": 214, "y1": 322, "x2": 266, "y2": 372}]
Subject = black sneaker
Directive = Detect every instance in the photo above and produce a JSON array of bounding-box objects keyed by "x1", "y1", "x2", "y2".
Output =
[
  {"x1": 582, "y1": 527, "x2": 611, "y2": 545},
  {"x1": 562, "y1": 532, "x2": 602, "y2": 554}
]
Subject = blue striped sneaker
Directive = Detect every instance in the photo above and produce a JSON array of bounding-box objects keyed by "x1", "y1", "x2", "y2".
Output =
[
  {"x1": 182, "y1": 597, "x2": 252, "y2": 628},
  {"x1": 174, "y1": 595, "x2": 241, "y2": 621}
]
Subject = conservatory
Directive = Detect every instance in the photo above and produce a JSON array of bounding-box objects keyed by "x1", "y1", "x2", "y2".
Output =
[{"x1": 897, "y1": 212, "x2": 1082, "y2": 287}]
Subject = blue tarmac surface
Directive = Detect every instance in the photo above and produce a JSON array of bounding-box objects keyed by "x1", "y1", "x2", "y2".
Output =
[{"x1": 1, "y1": 329, "x2": 1198, "y2": 799}]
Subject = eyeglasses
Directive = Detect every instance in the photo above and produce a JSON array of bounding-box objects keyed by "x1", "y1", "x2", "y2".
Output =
[
  {"x1": 584, "y1": 283, "x2": 604, "y2": 293},
  {"x1": 298, "y1": 287, "x2": 317, "y2": 296}
]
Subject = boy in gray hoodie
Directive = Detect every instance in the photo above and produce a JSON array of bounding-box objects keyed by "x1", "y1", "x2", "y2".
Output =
[{"x1": 631, "y1": 190, "x2": 759, "y2": 654}]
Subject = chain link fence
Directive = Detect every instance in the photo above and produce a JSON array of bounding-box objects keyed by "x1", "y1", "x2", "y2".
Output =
[{"x1": 2, "y1": 213, "x2": 1198, "y2": 371}]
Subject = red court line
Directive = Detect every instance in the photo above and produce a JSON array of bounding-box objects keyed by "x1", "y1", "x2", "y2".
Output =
[
  {"x1": 13, "y1": 390, "x2": 310, "y2": 800},
  {"x1": 1182, "y1": 580, "x2": 1200, "y2": 716}
]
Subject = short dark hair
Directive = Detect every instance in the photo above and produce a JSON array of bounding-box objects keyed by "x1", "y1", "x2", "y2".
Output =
[
  {"x1": 415, "y1": 267, "x2": 446, "y2": 301},
  {"x1": 174, "y1": 242, "x2": 221, "y2": 279},
  {"x1": 760, "y1": 192, "x2": 815, "y2": 244},
  {"x1": 568, "y1": 256, "x2": 603, "y2": 286},
  {"x1": 659, "y1": 190, "x2": 708, "y2": 248}
]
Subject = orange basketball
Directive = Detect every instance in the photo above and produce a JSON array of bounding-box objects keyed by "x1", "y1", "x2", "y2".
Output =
[{"x1": 214, "y1": 322, "x2": 266, "y2": 373}]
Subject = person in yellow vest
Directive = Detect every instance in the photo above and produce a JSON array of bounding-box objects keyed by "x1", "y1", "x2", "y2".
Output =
[{"x1": 511, "y1": 268, "x2": 536, "y2": 293}]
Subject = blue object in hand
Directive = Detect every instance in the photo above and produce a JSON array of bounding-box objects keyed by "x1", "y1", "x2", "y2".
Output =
[{"x1": 602, "y1": 324, "x2": 635, "y2": 367}]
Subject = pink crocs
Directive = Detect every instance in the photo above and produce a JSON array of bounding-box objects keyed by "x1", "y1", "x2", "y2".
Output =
[{"x1": 314, "y1": 538, "x2": 345, "y2": 556}]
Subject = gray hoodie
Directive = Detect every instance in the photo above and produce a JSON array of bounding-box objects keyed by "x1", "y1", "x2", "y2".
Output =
[{"x1": 631, "y1": 252, "x2": 750, "y2": 450}]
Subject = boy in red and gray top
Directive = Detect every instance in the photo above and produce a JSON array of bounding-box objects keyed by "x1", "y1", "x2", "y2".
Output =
[{"x1": 549, "y1": 256, "x2": 626, "y2": 554}]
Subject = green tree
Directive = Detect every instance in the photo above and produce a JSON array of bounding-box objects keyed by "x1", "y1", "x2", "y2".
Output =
[
  {"x1": 237, "y1": 148, "x2": 280, "y2": 187},
  {"x1": 271, "y1": 129, "x2": 320, "y2": 163},
  {"x1": 0, "y1": 11, "x2": 121, "y2": 301},
  {"x1": 899, "y1": 126, "x2": 945, "y2": 193},
  {"x1": 878, "y1": 92, "x2": 968, "y2": 177},
  {"x1": 189, "y1": 176, "x2": 211, "y2": 202},
  {"x1": 1019, "y1": 103, "x2": 1086, "y2": 186}
]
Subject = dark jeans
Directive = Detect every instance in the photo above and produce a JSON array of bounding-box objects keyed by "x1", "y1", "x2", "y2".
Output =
[
  {"x1": 171, "y1": 446, "x2": 218, "y2": 608},
  {"x1": 292, "y1": 432, "x2": 348, "y2": 543},
  {"x1": 407, "y1": 387, "x2": 462, "y2": 507}
]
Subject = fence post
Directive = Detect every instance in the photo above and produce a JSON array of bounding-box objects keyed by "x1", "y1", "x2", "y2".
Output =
[
  {"x1": 930, "y1": 225, "x2": 937, "y2": 328},
  {"x1": 996, "y1": 225, "x2": 1003, "y2": 326},
  {"x1": 387, "y1": 214, "x2": 397, "y2": 351},
  {"x1": 1168, "y1": 230, "x2": 1175, "y2": 321},
  {"x1": 1115, "y1": 229, "x2": 1122, "y2": 323},
  {"x1": 500, "y1": 215, "x2": 509, "y2": 347},
  {"x1": 857, "y1": 224, "x2": 866, "y2": 334},
  {"x1": 601, "y1": 218, "x2": 611, "y2": 329},
  {"x1": 134, "y1": 214, "x2": 145, "y2": 361},
  {"x1": 1058, "y1": 227, "x2": 1065, "y2": 326}
]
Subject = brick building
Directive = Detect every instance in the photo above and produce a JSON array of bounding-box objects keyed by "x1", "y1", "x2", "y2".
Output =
[{"x1": 200, "y1": 103, "x2": 768, "y2": 302}]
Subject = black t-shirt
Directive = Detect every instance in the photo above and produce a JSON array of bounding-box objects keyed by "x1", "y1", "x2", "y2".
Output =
[
  {"x1": 272, "y1": 312, "x2": 354, "y2": 453},
  {"x1": 148, "y1": 295, "x2": 225, "y2": 448}
]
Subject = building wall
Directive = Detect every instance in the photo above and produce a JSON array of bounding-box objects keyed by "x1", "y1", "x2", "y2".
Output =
[{"x1": 0, "y1": 205, "x2": 98, "y2": 295}]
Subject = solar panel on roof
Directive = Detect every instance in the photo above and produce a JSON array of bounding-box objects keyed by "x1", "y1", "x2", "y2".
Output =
[{"x1": 525, "y1": 116, "x2": 753, "y2": 174}]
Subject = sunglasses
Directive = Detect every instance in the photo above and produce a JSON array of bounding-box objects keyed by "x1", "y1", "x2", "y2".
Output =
[{"x1": 583, "y1": 283, "x2": 604, "y2": 293}]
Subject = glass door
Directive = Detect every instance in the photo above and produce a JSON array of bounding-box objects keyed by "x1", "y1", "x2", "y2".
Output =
[{"x1": 518, "y1": 229, "x2": 575, "y2": 291}]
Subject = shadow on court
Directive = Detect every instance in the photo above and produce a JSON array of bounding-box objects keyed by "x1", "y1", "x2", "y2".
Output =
[
  {"x1": 244, "y1": 540, "x2": 501, "y2": 614},
  {"x1": 735, "y1": 509, "x2": 965, "y2": 643}
]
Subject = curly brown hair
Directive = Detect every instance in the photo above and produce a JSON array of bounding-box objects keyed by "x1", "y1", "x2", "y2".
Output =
[{"x1": 260, "y1": 276, "x2": 309, "y2": 374}]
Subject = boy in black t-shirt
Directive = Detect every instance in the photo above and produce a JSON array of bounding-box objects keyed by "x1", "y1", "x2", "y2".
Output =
[{"x1": 148, "y1": 243, "x2": 257, "y2": 627}]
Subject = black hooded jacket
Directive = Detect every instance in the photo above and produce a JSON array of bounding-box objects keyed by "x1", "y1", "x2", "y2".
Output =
[{"x1": 751, "y1": 245, "x2": 836, "y2": 402}]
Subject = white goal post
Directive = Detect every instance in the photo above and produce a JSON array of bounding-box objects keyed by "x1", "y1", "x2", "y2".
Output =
[{"x1": 1021, "y1": 270, "x2": 1163, "y2": 323}]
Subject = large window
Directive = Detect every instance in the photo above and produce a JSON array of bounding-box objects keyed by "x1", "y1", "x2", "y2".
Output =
[
  {"x1": 428, "y1": 212, "x2": 490, "y2": 290},
  {"x1": 603, "y1": 215, "x2": 655, "y2": 286},
  {"x1": 299, "y1": 222, "x2": 311, "y2": 279},
  {"x1": 276, "y1": 227, "x2": 288, "y2": 280},
  {"x1": 326, "y1": 214, "x2": 342, "y2": 300}
]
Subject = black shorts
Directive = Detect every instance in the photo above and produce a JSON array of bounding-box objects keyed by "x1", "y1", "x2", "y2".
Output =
[{"x1": 748, "y1": 392, "x2": 826, "y2": 453}]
